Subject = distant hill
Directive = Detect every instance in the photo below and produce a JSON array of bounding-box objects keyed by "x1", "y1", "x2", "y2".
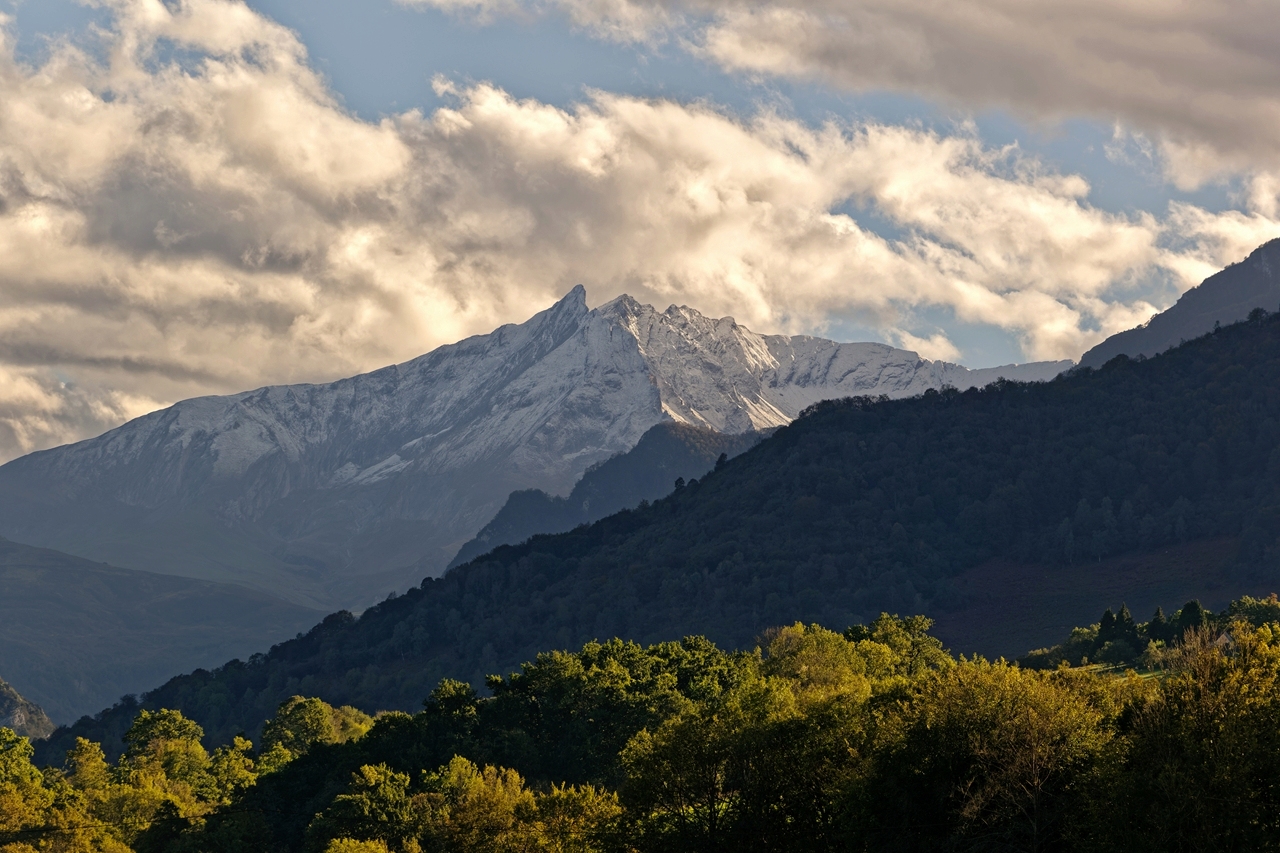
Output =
[
  {"x1": 36, "y1": 312, "x2": 1280, "y2": 763},
  {"x1": 0, "y1": 537, "x2": 319, "y2": 723},
  {"x1": 449, "y1": 422, "x2": 764, "y2": 568},
  {"x1": 0, "y1": 287, "x2": 1068, "y2": 611},
  {"x1": 0, "y1": 676, "x2": 53, "y2": 740},
  {"x1": 1081, "y1": 238, "x2": 1280, "y2": 368}
]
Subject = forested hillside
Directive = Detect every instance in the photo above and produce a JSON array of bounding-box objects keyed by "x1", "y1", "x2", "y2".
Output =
[
  {"x1": 37, "y1": 311, "x2": 1280, "y2": 760},
  {"x1": 11, "y1": 605, "x2": 1280, "y2": 852}
]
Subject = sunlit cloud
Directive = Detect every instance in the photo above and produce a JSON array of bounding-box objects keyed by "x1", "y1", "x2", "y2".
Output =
[
  {"x1": 405, "y1": 0, "x2": 1280, "y2": 197},
  {"x1": 0, "y1": 0, "x2": 1276, "y2": 462}
]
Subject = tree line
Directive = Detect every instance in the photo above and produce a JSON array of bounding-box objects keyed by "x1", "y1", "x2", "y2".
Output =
[{"x1": 9, "y1": 600, "x2": 1280, "y2": 851}]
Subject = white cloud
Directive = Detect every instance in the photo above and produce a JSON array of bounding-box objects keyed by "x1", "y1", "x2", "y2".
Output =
[
  {"x1": 400, "y1": 0, "x2": 675, "y2": 40},
  {"x1": 0, "y1": 367, "x2": 161, "y2": 461},
  {"x1": 0, "y1": 0, "x2": 1276, "y2": 462},
  {"x1": 891, "y1": 330, "x2": 959, "y2": 364},
  {"x1": 405, "y1": 0, "x2": 1280, "y2": 191}
]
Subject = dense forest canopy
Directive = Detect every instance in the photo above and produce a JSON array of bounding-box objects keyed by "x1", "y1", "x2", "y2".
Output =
[
  {"x1": 36, "y1": 310, "x2": 1280, "y2": 760},
  {"x1": 8, "y1": 602, "x2": 1280, "y2": 852}
]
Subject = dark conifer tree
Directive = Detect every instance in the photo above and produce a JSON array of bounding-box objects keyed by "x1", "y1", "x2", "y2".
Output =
[
  {"x1": 1117, "y1": 604, "x2": 1139, "y2": 645},
  {"x1": 1176, "y1": 600, "x2": 1208, "y2": 637},
  {"x1": 1147, "y1": 607, "x2": 1169, "y2": 644},
  {"x1": 1099, "y1": 608, "x2": 1118, "y2": 644}
]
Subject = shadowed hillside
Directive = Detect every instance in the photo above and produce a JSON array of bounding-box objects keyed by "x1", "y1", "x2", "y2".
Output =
[
  {"x1": 449, "y1": 422, "x2": 764, "y2": 568},
  {"x1": 1081, "y1": 238, "x2": 1280, "y2": 367},
  {"x1": 0, "y1": 537, "x2": 320, "y2": 722},
  {"x1": 36, "y1": 311, "x2": 1280, "y2": 761}
]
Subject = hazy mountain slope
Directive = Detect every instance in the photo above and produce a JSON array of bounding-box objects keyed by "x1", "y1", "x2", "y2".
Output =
[
  {"x1": 36, "y1": 313, "x2": 1279, "y2": 760},
  {"x1": 1081, "y1": 238, "x2": 1280, "y2": 368},
  {"x1": 449, "y1": 422, "x2": 764, "y2": 568},
  {"x1": 0, "y1": 676, "x2": 53, "y2": 740},
  {"x1": 0, "y1": 537, "x2": 319, "y2": 723},
  {"x1": 0, "y1": 288, "x2": 1066, "y2": 610}
]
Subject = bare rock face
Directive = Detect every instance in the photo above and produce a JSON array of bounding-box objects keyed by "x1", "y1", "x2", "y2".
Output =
[
  {"x1": 0, "y1": 287, "x2": 1068, "y2": 610},
  {"x1": 0, "y1": 676, "x2": 54, "y2": 741}
]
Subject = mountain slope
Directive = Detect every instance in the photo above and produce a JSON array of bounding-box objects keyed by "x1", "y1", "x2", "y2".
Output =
[
  {"x1": 0, "y1": 676, "x2": 53, "y2": 740},
  {"x1": 36, "y1": 313, "x2": 1280, "y2": 760},
  {"x1": 0, "y1": 288, "x2": 1067, "y2": 609},
  {"x1": 1081, "y1": 238, "x2": 1280, "y2": 368},
  {"x1": 0, "y1": 537, "x2": 319, "y2": 723},
  {"x1": 449, "y1": 422, "x2": 764, "y2": 568}
]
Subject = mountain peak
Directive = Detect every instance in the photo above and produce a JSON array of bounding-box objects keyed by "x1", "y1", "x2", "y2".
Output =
[
  {"x1": 539, "y1": 284, "x2": 590, "y2": 324},
  {"x1": 594, "y1": 292, "x2": 645, "y2": 317},
  {"x1": 0, "y1": 288, "x2": 1069, "y2": 609}
]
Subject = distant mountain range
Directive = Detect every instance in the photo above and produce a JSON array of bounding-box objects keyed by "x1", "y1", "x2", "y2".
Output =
[
  {"x1": 38, "y1": 305, "x2": 1280, "y2": 760},
  {"x1": 1080, "y1": 238, "x2": 1280, "y2": 368},
  {"x1": 0, "y1": 537, "x2": 318, "y2": 723},
  {"x1": 449, "y1": 422, "x2": 765, "y2": 569},
  {"x1": 0, "y1": 287, "x2": 1067, "y2": 610},
  {"x1": 0, "y1": 675, "x2": 53, "y2": 740}
]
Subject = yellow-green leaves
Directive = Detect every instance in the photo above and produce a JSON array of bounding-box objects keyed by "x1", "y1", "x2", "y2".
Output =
[{"x1": 261, "y1": 696, "x2": 373, "y2": 768}]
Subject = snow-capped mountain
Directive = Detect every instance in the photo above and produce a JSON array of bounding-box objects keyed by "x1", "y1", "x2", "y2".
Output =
[{"x1": 0, "y1": 287, "x2": 1069, "y2": 609}]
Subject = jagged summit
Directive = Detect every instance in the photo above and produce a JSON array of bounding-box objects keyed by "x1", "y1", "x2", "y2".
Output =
[{"x1": 0, "y1": 288, "x2": 1068, "y2": 609}]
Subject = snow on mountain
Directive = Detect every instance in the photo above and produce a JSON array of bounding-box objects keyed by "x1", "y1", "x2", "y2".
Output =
[{"x1": 0, "y1": 287, "x2": 1070, "y2": 609}]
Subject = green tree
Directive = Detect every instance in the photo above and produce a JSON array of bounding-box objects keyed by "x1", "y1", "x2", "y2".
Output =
[
  {"x1": 121, "y1": 709, "x2": 210, "y2": 791},
  {"x1": 762, "y1": 623, "x2": 871, "y2": 704},
  {"x1": 0, "y1": 728, "x2": 53, "y2": 847},
  {"x1": 261, "y1": 697, "x2": 333, "y2": 756},
  {"x1": 1103, "y1": 625, "x2": 1280, "y2": 852},
  {"x1": 419, "y1": 756, "x2": 535, "y2": 853},
  {"x1": 306, "y1": 764, "x2": 419, "y2": 853},
  {"x1": 869, "y1": 661, "x2": 1111, "y2": 852},
  {"x1": 1147, "y1": 606, "x2": 1171, "y2": 644},
  {"x1": 1174, "y1": 600, "x2": 1209, "y2": 638},
  {"x1": 1227, "y1": 593, "x2": 1280, "y2": 627},
  {"x1": 529, "y1": 784, "x2": 622, "y2": 853},
  {"x1": 62, "y1": 738, "x2": 110, "y2": 793},
  {"x1": 260, "y1": 696, "x2": 372, "y2": 773},
  {"x1": 843, "y1": 613, "x2": 954, "y2": 686},
  {"x1": 208, "y1": 736, "x2": 257, "y2": 804}
]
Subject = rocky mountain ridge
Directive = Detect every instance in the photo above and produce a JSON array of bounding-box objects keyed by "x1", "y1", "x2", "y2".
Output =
[{"x1": 0, "y1": 287, "x2": 1068, "y2": 609}]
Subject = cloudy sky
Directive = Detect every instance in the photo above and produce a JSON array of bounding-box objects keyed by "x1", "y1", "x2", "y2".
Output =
[{"x1": 1, "y1": 0, "x2": 1279, "y2": 462}]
